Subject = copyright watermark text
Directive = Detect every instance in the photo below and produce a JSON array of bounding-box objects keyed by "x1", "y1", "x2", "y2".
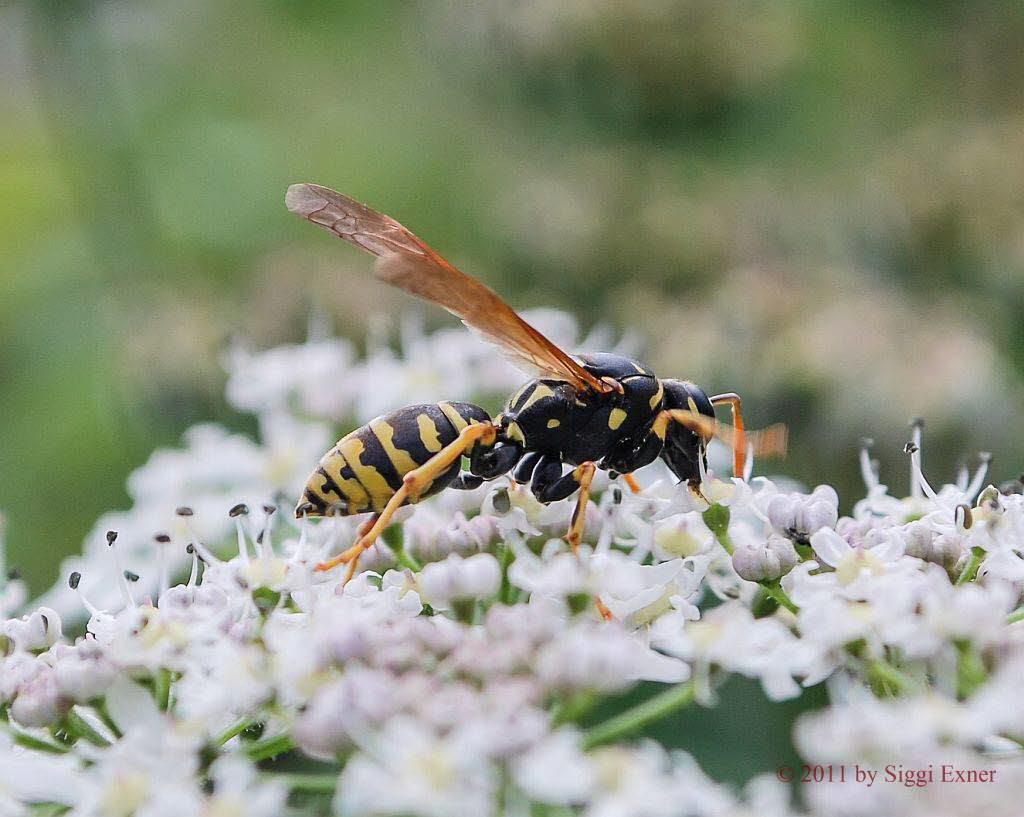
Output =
[{"x1": 776, "y1": 764, "x2": 997, "y2": 787}]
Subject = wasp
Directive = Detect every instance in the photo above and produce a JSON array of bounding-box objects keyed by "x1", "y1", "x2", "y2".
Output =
[{"x1": 285, "y1": 184, "x2": 786, "y2": 580}]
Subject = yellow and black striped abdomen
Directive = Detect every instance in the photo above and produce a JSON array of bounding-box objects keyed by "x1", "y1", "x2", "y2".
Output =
[{"x1": 299, "y1": 401, "x2": 491, "y2": 516}]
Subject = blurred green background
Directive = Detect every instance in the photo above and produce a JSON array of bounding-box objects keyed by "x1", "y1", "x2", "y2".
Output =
[
  {"x1": 5, "y1": 0, "x2": 1024, "y2": 593},
  {"x1": 4, "y1": 0, "x2": 1024, "y2": 790}
]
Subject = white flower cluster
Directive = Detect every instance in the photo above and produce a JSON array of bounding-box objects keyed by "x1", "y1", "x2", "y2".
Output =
[{"x1": 3, "y1": 315, "x2": 1023, "y2": 816}]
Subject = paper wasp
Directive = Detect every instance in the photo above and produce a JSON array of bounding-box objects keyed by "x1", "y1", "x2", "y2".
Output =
[{"x1": 285, "y1": 184, "x2": 786, "y2": 579}]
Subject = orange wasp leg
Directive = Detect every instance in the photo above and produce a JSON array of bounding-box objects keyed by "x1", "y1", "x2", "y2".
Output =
[
  {"x1": 566, "y1": 462, "x2": 597, "y2": 554},
  {"x1": 622, "y1": 473, "x2": 642, "y2": 494},
  {"x1": 316, "y1": 422, "x2": 499, "y2": 578},
  {"x1": 709, "y1": 393, "x2": 746, "y2": 477}
]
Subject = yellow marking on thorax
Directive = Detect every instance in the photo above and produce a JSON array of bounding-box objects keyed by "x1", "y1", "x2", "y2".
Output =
[
  {"x1": 370, "y1": 419, "x2": 420, "y2": 475},
  {"x1": 520, "y1": 383, "x2": 555, "y2": 411},
  {"x1": 608, "y1": 408, "x2": 628, "y2": 430},
  {"x1": 317, "y1": 446, "x2": 370, "y2": 512},
  {"x1": 653, "y1": 414, "x2": 668, "y2": 440},
  {"x1": 338, "y1": 436, "x2": 395, "y2": 510},
  {"x1": 417, "y1": 413, "x2": 443, "y2": 452},
  {"x1": 650, "y1": 380, "x2": 664, "y2": 409},
  {"x1": 506, "y1": 421, "x2": 526, "y2": 444},
  {"x1": 547, "y1": 418, "x2": 561, "y2": 429},
  {"x1": 508, "y1": 383, "x2": 530, "y2": 409},
  {"x1": 438, "y1": 401, "x2": 468, "y2": 432}
]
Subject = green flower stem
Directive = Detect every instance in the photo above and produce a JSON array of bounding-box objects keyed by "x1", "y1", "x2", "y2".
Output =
[
  {"x1": 499, "y1": 541, "x2": 516, "y2": 605},
  {"x1": 451, "y1": 599, "x2": 476, "y2": 623},
  {"x1": 955, "y1": 546, "x2": 986, "y2": 585},
  {"x1": 385, "y1": 526, "x2": 421, "y2": 573},
  {"x1": 761, "y1": 580, "x2": 798, "y2": 614},
  {"x1": 269, "y1": 772, "x2": 339, "y2": 793},
  {"x1": 216, "y1": 716, "x2": 256, "y2": 746},
  {"x1": 394, "y1": 548, "x2": 422, "y2": 573},
  {"x1": 23, "y1": 803, "x2": 70, "y2": 817},
  {"x1": 153, "y1": 669, "x2": 172, "y2": 712},
  {"x1": 6, "y1": 723, "x2": 69, "y2": 754},
  {"x1": 702, "y1": 505, "x2": 733, "y2": 554},
  {"x1": 246, "y1": 733, "x2": 295, "y2": 762},
  {"x1": 64, "y1": 707, "x2": 111, "y2": 747},
  {"x1": 867, "y1": 660, "x2": 919, "y2": 697},
  {"x1": 551, "y1": 690, "x2": 598, "y2": 727},
  {"x1": 955, "y1": 641, "x2": 988, "y2": 698},
  {"x1": 93, "y1": 698, "x2": 122, "y2": 739},
  {"x1": 1007, "y1": 607, "x2": 1024, "y2": 625},
  {"x1": 582, "y1": 680, "x2": 696, "y2": 750}
]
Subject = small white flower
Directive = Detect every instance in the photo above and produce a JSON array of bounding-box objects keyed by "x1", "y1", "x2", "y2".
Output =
[
  {"x1": 418, "y1": 553, "x2": 501, "y2": 606},
  {"x1": 10, "y1": 663, "x2": 68, "y2": 727},
  {"x1": 766, "y1": 485, "x2": 839, "y2": 541},
  {"x1": 513, "y1": 729, "x2": 595, "y2": 805},
  {"x1": 51, "y1": 640, "x2": 118, "y2": 703},
  {"x1": 335, "y1": 716, "x2": 497, "y2": 817}
]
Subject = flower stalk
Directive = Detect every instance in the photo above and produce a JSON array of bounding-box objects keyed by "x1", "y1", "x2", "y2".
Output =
[{"x1": 582, "y1": 681, "x2": 696, "y2": 749}]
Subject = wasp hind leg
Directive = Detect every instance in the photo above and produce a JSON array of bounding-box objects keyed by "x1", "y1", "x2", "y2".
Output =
[
  {"x1": 316, "y1": 422, "x2": 499, "y2": 577},
  {"x1": 316, "y1": 513, "x2": 379, "y2": 574},
  {"x1": 710, "y1": 392, "x2": 746, "y2": 477}
]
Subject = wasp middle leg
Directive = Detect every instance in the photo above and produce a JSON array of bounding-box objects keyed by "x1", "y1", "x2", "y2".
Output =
[{"x1": 526, "y1": 455, "x2": 598, "y2": 554}]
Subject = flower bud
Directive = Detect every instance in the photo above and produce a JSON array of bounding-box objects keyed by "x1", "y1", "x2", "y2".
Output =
[
  {"x1": 903, "y1": 521, "x2": 962, "y2": 570},
  {"x1": 11, "y1": 666, "x2": 68, "y2": 727},
  {"x1": 418, "y1": 552, "x2": 501, "y2": 604},
  {"x1": 3, "y1": 607, "x2": 62, "y2": 651},
  {"x1": 52, "y1": 641, "x2": 118, "y2": 703},
  {"x1": 766, "y1": 485, "x2": 838, "y2": 541},
  {"x1": 732, "y1": 534, "x2": 799, "y2": 582}
]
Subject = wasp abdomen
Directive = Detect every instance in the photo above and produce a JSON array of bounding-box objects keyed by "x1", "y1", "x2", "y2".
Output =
[{"x1": 300, "y1": 401, "x2": 490, "y2": 516}]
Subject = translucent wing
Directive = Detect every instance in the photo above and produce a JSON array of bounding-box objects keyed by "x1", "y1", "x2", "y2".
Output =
[{"x1": 286, "y1": 183, "x2": 611, "y2": 393}]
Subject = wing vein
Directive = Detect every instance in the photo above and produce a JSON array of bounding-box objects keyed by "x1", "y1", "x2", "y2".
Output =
[{"x1": 286, "y1": 183, "x2": 611, "y2": 393}]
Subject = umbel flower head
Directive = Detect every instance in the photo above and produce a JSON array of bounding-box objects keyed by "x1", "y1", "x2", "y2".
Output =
[{"x1": 2, "y1": 314, "x2": 1023, "y2": 816}]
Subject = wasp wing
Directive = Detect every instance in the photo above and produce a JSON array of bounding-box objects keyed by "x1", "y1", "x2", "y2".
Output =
[{"x1": 286, "y1": 183, "x2": 611, "y2": 393}]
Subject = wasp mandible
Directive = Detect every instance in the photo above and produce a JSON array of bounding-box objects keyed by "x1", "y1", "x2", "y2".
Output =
[{"x1": 285, "y1": 184, "x2": 786, "y2": 580}]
